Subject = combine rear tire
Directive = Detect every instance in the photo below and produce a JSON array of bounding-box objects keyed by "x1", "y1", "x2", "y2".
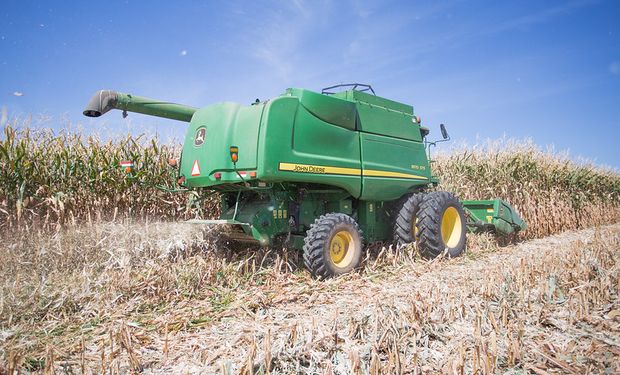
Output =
[
  {"x1": 303, "y1": 213, "x2": 363, "y2": 278},
  {"x1": 393, "y1": 193, "x2": 426, "y2": 247},
  {"x1": 416, "y1": 191, "x2": 467, "y2": 258}
]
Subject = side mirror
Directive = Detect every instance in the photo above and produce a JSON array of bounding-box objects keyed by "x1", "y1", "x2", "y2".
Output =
[
  {"x1": 440, "y1": 123, "x2": 449, "y2": 140},
  {"x1": 426, "y1": 122, "x2": 451, "y2": 150}
]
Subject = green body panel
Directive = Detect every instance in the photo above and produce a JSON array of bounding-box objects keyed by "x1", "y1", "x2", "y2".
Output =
[
  {"x1": 359, "y1": 132, "x2": 430, "y2": 200},
  {"x1": 333, "y1": 89, "x2": 422, "y2": 140},
  {"x1": 333, "y1": 89, "x2": 413, "y2": 114},
  {"x1": 287, "y1": 88, "x2": 357, "y2": 130},
  {"x1": 259, "y1": 96, "x2": 363, "y2": 197},
  {"x1": 357, "y1": 201, "x2": 392, "y2": 242},
  {"x1": 181, "y1": 102, "x2": 264, "y2": 188},
  {"x1": 462, "y1": 199, "x2": 527, "y2": 235}
]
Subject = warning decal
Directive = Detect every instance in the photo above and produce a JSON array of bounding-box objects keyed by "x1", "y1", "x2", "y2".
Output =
[{"x1": 191, "y1": 160, "x2": 201, "y2": 176}]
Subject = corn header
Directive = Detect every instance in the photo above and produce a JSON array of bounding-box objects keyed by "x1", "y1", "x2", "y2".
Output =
[{"x1": 84, "y1": 84, "x2": 526, "y2": 278}]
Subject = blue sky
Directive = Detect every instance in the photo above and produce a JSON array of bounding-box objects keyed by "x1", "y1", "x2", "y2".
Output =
[{"x1": 1, "y1": 0, "x2": 619, "y2": 167}]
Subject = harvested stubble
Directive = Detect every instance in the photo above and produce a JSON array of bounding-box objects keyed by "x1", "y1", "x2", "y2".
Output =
[{"x1": 1, "y1": 222, "x2": 618, "y2": 373}]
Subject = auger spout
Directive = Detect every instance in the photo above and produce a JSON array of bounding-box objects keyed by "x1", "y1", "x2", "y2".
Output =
[{"x1": 83, "y1": 90, "x2": 197, "y2": 122}]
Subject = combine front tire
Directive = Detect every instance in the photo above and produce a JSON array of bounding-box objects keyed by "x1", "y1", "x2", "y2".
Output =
[
  {"x1": 416, "y1": 191, "x2": 467, "y2": 258},
  {"x1": 393, "y1": 193, "x2": 426, "y2": 247},
  {"x1": 303, "y1": 213, "x2": 363, "y2": 278}
]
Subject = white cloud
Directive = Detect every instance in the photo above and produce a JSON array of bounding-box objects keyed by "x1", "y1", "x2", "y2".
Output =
[
  {"x1": 291, "y1": 0, "x2": 310, "y2": 19},
  {"x1": 180, "y1": 50, "x2": 187, "y2": 56},
  {"x1": 499, "y1": 0, "x2": 595, "y2": 31},
  {"x1": 247, "y1": 3, "x2": 318, "y2": 80}
]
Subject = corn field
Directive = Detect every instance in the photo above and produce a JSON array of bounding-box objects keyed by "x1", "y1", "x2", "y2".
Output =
[
  {"x1": 0, "y1": 123, "x2": 210, "y2": 231},
  {"x1": 1, "y1": 123, "x2": 619, "y2": 238},
  {"x1": 435, "y1": 140, "x2": 620, "y2": 238}
]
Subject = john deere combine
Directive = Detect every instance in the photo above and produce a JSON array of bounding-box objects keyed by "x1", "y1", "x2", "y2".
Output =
[{"x1": 83, "y1": 84, "x2": 525, "y2": 277}]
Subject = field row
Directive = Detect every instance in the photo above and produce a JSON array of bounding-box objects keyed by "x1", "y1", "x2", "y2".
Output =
[{"x1": 2, "y1": 124, "x2": 619, "y2": 238}]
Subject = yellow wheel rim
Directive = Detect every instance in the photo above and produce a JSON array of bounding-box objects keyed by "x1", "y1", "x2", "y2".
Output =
[
  {"x1": 329, "y1": 230, "x2": 355, "y2": 268},
  {"x1": 441, "y1": 206, "x2": 462, "y2": 248}
]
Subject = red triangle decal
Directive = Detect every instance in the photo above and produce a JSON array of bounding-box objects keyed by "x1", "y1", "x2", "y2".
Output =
[{"x1": 191, "y1": 160, "x2": 201, "y2": 176}]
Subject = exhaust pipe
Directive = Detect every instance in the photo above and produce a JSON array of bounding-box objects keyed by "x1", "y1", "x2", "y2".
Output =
[{"x1": 83, "y1": 90, "x2": 119, "y2": 117}]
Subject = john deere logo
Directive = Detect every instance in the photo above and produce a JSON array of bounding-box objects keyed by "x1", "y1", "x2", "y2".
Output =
[{"x1": 194, "y1": 127, "x2": 206, "y2": 146}]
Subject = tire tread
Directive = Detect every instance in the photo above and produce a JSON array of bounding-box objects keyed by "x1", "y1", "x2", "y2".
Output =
[
  {"x1": 416, "y1": 191, "x2": 467, "y2": 258},
  {"x1": 303, "y1": 213, "x2": 363, "y2": 278}
]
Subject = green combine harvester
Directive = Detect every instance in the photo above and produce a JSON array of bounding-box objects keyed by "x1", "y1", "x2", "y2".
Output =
[{"x1": 83, "y1": 83, "x2": 525, "y2": 278}]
